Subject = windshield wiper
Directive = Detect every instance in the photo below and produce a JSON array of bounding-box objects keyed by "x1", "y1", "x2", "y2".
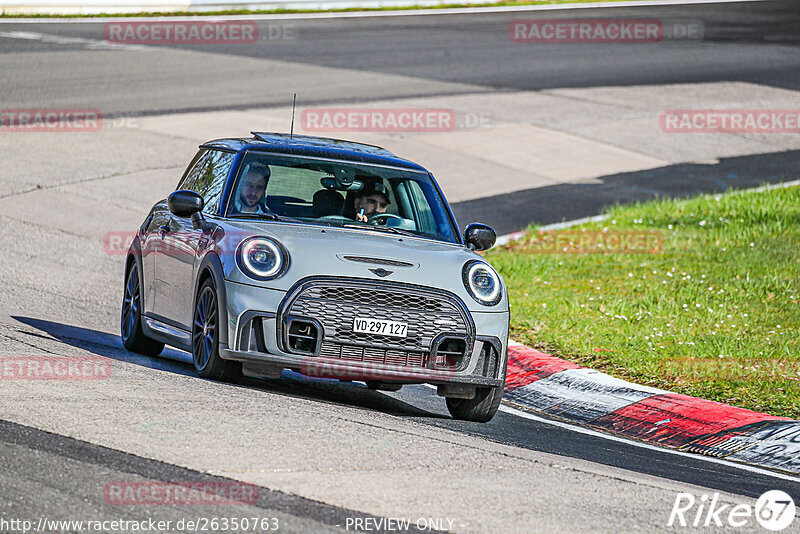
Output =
[{"x1": 341, "y1": 223, "x2": 417, "y2": 238}]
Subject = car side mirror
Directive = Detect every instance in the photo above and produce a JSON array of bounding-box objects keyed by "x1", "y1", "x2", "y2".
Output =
[
  {"x1": 464, "y1": 223, "x2": 496, "y2": 252},
  {"x1": 168, "y1": 190, "x2": 204, "y2": 217},
  {"x1": 168, "y1": 190, "x2": 208, "y2": 230}
]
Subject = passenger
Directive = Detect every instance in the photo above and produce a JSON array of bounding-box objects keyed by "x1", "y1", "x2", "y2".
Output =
[{"x1": 353, "y1": 181, "x2": 390, "y2": 222}]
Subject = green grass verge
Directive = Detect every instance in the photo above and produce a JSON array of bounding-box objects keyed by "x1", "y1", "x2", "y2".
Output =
[
  {"x1": 0, "y1": 0, "x2": 654, "y2": 18},
  {"x1": 485, "y1": 184, "x2": 800, "y2": 418}
]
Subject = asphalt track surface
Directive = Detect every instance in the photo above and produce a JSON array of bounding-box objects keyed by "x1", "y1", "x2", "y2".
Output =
[
  {"x1": 2, "y1": 1, "x2": 800, "y2": 531},
  {"x1": 3, "y1": 1, "x2": 800, "y2": 111}
]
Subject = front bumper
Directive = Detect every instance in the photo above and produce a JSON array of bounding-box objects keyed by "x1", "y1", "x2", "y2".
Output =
[
  {"x1": 220, "y1": 278, "x2": 509, "y2": 386},
  {"x1": 219, "y1": 346, "x2": 505, "y2": 386}
]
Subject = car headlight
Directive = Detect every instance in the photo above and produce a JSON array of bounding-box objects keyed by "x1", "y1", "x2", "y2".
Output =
[
  {"x1": 462, "y1": 260, "x2": 502, "y2": 306},
  {"x1": 236, "y1": 236, "x2": 288, "y2": 281}
]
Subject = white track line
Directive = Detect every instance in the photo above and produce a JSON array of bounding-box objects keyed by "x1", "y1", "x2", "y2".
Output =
[
  {"x1": 0, "y1": 0, "x2": 765, "y2": 23},
  {"x1": 0, "y1": 29, "x2": 148, "y2": 49}
]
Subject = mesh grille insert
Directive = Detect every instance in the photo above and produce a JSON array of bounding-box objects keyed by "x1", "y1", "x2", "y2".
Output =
[{"x1": 283, "y1": 279, "x2": 471, "y2": 356}]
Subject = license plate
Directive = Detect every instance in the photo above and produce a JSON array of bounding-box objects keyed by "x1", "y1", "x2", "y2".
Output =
[{"x1": 352, "y1": 317, "x2": 408, "y2": 338}]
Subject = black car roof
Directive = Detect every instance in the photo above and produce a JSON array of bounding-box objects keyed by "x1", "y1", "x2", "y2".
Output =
[{"x1": 200, "y1": 132, "x2": 429, "y2": 172}]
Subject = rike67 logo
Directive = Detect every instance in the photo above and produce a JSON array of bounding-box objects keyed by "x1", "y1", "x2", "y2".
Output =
[{"x1": 668, "y1": 490, "x2": 795, "y2": 531}]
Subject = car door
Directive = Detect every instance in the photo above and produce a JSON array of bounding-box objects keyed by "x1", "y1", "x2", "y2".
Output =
[
  {"x1": 143, "y1": 150, "x2": 206, "y2": 320},
  {"x1": 139, "y1": 205, "x2": 169, "y2": 318},
  {"x1": 154, "y1": 149, "x2": 234, "y2": 330}
]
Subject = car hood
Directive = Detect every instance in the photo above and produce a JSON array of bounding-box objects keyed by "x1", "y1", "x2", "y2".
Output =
[{"x1": 213, "y1": 220, "x2": 507, "y2": 312}]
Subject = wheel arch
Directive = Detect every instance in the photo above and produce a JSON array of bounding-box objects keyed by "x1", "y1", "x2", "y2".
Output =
[
  {"x1": 125, "y1": 236, "x2": 146, "y2": 311},
  {"x1": 194, "y1": 252, "x2": 230, "y2": 349}
]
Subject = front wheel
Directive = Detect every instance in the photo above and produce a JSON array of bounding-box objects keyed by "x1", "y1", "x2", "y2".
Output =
[
  {"x1": 192, "y1": 279, "x2": 241, "y2": 382},
  {"x1": 446, "y1": 386, "x2": 503, "y2": 422},
  {"x1": 120, "y1": 262, "x2": 164, "y2": 357}
]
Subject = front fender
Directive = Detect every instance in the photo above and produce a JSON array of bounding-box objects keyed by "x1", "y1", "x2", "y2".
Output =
[
  {"x1": 125, "y1": 235, "x2": 146, "y2": 314},
  {"x1": 195, "y1": 252, "x2": 230, "y2": 350}
]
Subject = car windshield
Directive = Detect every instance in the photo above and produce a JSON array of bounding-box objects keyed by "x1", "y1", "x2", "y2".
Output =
[{"x1": 226, "y1": 151, "x2": 460, "y2": 244}]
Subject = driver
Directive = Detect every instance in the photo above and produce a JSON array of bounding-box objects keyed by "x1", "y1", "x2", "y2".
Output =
[
  {"x1": 234, "y1": 164, "x2": 270, "y2": 214},
  {"x1": 354, "y1": 181, "x2": 390, "y2": 222}
]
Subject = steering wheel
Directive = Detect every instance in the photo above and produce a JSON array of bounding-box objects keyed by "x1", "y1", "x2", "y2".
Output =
[{"x1": 367, "y1": 213, "x2": 405, "y2": 225}]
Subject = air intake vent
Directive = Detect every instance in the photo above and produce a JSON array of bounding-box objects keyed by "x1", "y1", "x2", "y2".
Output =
[
  {"x1": 430, "y1": 334, "x2": 469, "y2": 370},
  {"x1": 285, "y1": 318, "x2": 322, "y2": 356},
  {"x1": 342, "y1": 256, "x2": 415, "y2": 268}
]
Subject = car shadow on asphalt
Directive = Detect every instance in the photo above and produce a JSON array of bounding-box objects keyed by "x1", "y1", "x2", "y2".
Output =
[
  {"x1": 11, "y1": 316, "x2": 445, "y2": 420},
  {"x1": 452, "y1": 149, "x2": 800, "y2": 235}
]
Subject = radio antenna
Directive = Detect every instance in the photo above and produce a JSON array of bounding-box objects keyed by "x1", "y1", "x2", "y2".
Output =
[{"x1": 290, "y1": 93, "x2": 297, "y2": 138}]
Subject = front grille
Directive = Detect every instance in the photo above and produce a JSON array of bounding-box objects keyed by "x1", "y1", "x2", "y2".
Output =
[
  {"x1": 305, "y1": 286, "x2": 451, "y2": 313},
  {"x1": 280, "y1": 279, "x2": 473, "y2": 359}
]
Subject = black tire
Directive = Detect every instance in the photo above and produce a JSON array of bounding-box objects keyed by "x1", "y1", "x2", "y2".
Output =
[
  {"x1": 192, "y1": 278, "x2": 242, "y2": 382},
  {"x1": 121, "y1": 261, "x2": 164, "y2": 357},
  {"x1": 446, "y1": 386, "x2": 503, "y2": 422}
]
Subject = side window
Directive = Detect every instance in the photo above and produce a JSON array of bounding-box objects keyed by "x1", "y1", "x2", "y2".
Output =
[
  {"x1": 177, "y1": 150, "x2": 235, "y2": 215},
  {"x1": 177, "y1": 150, "x2": 209, "y2": 191},
  {"x1": 405, "y1": 180, "x2": 436, "y2": 234},
  {"x1": 197, "y1": 151, "x2": 235, "y2": 215}
]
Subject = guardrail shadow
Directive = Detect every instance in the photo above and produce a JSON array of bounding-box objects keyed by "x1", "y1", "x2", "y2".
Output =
[
  {"x1": 452, "y1": 149, "x2": 800, "y2": 235},
  {"x1": 10, "y1": 316, "x2": 444, "y2": 419}
]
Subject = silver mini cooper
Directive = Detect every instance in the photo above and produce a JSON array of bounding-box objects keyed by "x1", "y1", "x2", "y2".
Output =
[{"x1": 121, "y1": 133, "x2": 509, "y2": 422}]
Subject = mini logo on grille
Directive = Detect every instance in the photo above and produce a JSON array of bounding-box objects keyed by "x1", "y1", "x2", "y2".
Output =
[{"x1": 369, "y1": 268, "x2": 393, "y2": 277}]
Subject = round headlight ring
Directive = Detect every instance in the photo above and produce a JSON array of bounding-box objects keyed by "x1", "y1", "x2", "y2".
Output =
[
  {"x1": 462, "y1": 260, "x2": 502, "y2": 306},
  {"x1": 236, "y1": 236, "x2": 288, "y2": 281}
]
